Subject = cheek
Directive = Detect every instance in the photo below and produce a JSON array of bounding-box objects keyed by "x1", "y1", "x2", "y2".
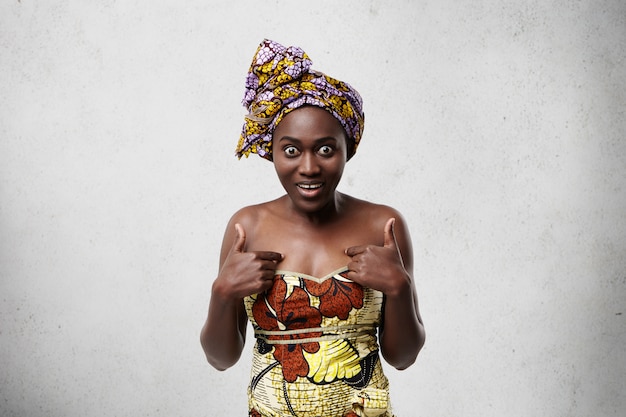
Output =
[
  {"x1": 272, "y1": 158, "x2": 294, "y2": 180},
  {"x1": 324, "y1": 158, "x2": 346, "y2": 179}
]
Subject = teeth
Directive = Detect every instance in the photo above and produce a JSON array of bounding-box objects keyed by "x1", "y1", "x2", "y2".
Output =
[{"x1": 298, "y1": 183, "x2": 322, "y2": 190}]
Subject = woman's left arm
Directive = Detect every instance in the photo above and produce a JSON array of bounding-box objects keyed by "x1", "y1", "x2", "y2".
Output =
[{"x1": 346, "y1": 215, "x2": 425, "y2": 370}]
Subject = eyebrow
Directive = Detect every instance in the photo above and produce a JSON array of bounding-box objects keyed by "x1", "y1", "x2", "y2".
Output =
[{"x1": 277, "y1": 136, "x2": 339, "y2": 144}]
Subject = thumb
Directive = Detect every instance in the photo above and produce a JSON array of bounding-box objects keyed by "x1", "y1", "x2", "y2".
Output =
[
  {"x1": 232, "y1": 223, "x2": 246, "y2": 253},
  {"x1": 383, "y1": 218, "x2": 397, "y2": 248}
]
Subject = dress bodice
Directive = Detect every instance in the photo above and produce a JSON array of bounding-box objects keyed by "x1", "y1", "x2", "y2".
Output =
[{"x1": 243, "y1": 268, "x2": 393, "y2": 417}]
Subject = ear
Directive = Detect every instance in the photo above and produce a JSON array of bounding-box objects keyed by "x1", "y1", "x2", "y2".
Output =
[{"x1": 344, "y1": 134, "x2": 355, "y2": 161}]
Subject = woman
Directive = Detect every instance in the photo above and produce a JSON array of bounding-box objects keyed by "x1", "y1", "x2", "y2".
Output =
[{"x1": 201, "y1": 39, "x2": 425, "y2": 417}]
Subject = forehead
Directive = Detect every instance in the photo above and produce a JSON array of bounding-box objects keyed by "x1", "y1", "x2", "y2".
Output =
[{"x1": 274, "y1": 106, "x2": 346, "y2": 140}]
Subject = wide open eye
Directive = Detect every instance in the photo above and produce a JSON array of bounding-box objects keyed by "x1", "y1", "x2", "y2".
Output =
[
  {"x1": 318, "y1": 145, "x2": 334, "y2": 156},
  {"x1": 284, "y1": 146, "x2": 300, "y2": 157}
]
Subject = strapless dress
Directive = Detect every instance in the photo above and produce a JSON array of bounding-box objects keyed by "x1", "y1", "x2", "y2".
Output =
[{"x1": 243, "y1": 267, "x2": 394, "y2": 417}]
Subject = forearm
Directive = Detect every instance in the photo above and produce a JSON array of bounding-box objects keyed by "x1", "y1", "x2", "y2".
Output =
[
  {"x1": 200, "y1": 283, "x2": 246, "y2": 371},
  {"x1": 379, "y1": 284, "x2": 425, "y2": 370}
]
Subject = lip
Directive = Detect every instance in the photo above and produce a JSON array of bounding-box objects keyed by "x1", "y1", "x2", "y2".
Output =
[{"x1": 296, "y1": 182, "x2": 324, "y2": 198}]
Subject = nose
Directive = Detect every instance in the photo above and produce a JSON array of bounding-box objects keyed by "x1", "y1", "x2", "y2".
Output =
[{"x1": 299, "y1": 152, "x2": 321, "y2": 176}]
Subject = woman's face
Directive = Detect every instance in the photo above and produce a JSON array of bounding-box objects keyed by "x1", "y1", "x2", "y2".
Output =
[{"x1": 272, "y1": 106, "x2": 349, "y2": 214}]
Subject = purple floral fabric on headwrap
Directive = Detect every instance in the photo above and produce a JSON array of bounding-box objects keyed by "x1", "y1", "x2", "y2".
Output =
[{"x1": 236, "y1": 39, "x2": 364, "y2": 161}]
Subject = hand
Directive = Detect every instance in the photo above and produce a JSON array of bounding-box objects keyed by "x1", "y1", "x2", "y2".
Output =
[
  {"x1": 213, "y1": 223, "x2": 283, "y2": 300},
  {"x1": 345, "y1": 218, "x2": 410, "y2": 296}
]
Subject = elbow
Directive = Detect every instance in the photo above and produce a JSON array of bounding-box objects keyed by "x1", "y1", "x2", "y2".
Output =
[
  {"x1": 393, "y1": 362, "x2": 415, "y2": 371},
  {"x1": 386, "y1": 352, "x2": 418, "y2": 371},
  {"x1": 206, "y1": 355, "x2": 236, "y2": 372},
  {"x1": 397, "y1": 345, "x2": 421, "y2": 370},
  {"x1": 383, "y1": 329, "x2": 425, "y2": 371},
  {"x1": 200, "y1": 332, "x2": 242, "y2": 371},
  {"x1": 207, "y1": 358, "x2": 227, "y2": 371},
  {"x1": 203, "y1": 346, "x2": 241, "y2": 371}
]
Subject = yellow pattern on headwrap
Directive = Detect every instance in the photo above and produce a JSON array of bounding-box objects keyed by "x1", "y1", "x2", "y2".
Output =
[{"x1": 236, "y1": 39, "x2": 364, "y2": 161}]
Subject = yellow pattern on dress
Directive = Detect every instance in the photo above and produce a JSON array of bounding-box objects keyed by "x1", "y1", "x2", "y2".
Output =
[
  {"x1": 244, "y1": 269, "x2": 394, "y2": 417},
  {"x1": 304, "y1": 339, "x2": 361, "y2": 383}
]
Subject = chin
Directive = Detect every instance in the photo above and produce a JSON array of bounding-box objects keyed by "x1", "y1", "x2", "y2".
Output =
[{"x1": 289, "y1": 195, "x2": 332, "y2": 214}]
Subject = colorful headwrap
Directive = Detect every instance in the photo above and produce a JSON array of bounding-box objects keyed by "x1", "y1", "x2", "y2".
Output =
[{"x1": 236, "y1": 39, "x2": 364, "y2": 161}]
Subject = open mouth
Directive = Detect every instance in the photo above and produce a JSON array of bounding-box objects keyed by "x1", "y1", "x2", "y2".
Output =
[{"x1": 297, "y1": 183, "x2": 323, "y2": 190}]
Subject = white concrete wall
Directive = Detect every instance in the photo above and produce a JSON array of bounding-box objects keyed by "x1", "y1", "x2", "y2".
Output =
[{"x1": 1, "y1": 1, "x2": 625, "y2": 416}]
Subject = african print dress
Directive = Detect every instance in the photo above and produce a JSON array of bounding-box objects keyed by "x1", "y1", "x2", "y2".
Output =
[{"x1": 243, "y1": 267, "x2": 394, "y2": 417}]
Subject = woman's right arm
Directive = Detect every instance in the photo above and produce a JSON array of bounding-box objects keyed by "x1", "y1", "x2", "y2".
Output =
[{"x1": 200, "y1": 215, "x2": 283, "y2": 370}]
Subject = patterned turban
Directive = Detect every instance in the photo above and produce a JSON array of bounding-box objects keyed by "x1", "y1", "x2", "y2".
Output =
[{"x1": 236, "y1": 39, "x2": 364, "y2": 161}]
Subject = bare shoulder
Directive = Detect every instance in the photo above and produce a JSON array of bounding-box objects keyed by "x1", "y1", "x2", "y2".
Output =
[
  {"x1": 342, "y1": 194, "x2": 408, "y2": 228},
  {"x1": 225, "y1": 198, "x2": 283, "y2": 239},
  {"x1": 228, "y1": 204, "x2": 262, "y2": 229},
  {"x1": 343, "y1": 194, "x2": 414, "y2": 269},
  {"x1": 218, "y1": 199, "x2": 282, "y2": 262}
]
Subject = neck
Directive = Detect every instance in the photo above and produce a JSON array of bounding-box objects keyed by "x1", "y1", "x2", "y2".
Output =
[{"x1": 284, "y1": 192, "x2": 346, "y2": 226}]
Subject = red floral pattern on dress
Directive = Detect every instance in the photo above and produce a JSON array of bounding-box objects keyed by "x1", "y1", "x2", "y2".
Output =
[
  {"x1": 306, "y1": 273, "x2": 364, "y2": 320},
  {"x1": 249, "y1": 409, "x2": 262, "y2": 417},
  {"x1": 252, "y1": 278, "x2": 322, "y2": 382}
]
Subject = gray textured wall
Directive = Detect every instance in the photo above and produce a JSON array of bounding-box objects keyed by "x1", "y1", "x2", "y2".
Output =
[{"x1": 1, "y1": 1, "x2": 625, "y2": 416}]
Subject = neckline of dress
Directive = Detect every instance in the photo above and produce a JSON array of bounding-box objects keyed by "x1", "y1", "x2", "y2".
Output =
[{"x1": 274, "y1": 266, "x2": 350, "y2": 283}]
